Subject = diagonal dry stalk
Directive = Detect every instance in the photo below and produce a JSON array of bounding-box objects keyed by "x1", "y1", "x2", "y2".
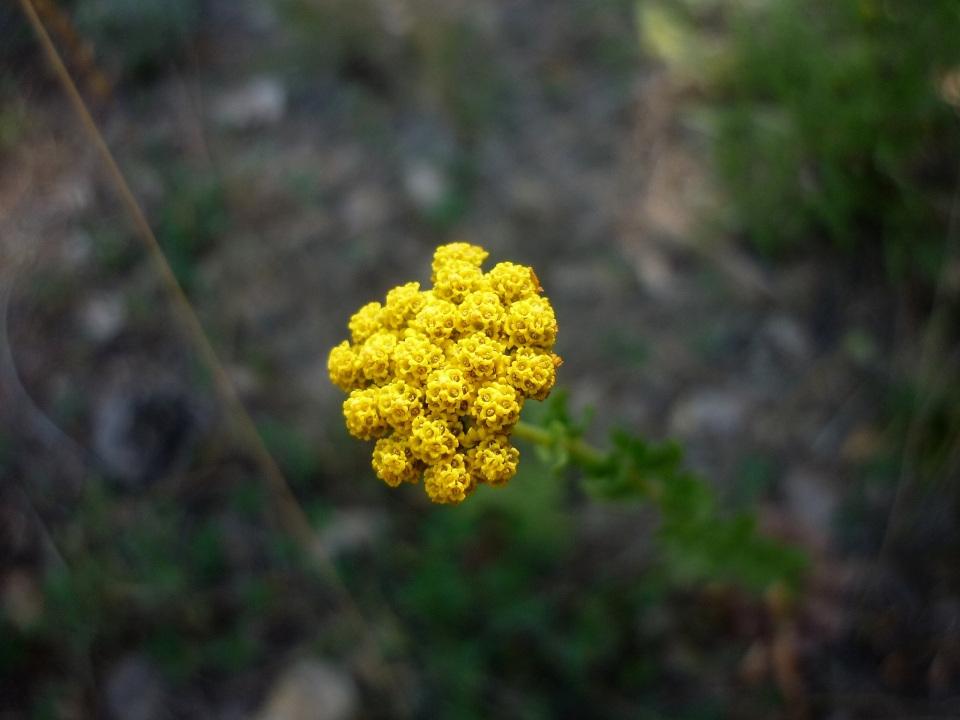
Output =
[{"x1": 16, "y1": 0, "x2": 412, "y2": 713}]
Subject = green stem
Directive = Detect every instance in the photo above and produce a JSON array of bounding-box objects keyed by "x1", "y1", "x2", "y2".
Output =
[{"x1": 512, "y1": 420, "x2": 609, "y2": 472}]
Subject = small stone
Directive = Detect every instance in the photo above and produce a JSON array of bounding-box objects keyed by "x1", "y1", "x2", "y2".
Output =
[
  {"x1": 508, "y1": 174, "x2": 553, "y2": 218},
  {"x1": 669, "y1": 388, "x2": 750, "y2": 437},
  {"x1": 93, "y1": 386, "x2": 199, "y2": 487},
  {"x1": 62, "y1": 231, "x2": 93, "y2": 267},
  {"x1": 342, "y1": 186, "x2": 390, "y2": 235},
  {"x1": 226, "y1": 364, "x2": 260, "y2": 398},
  {"x1": 630, "y1": 244, "x2": 677, "y2": 301},
  {"x1": 402, "y1": 161, "x2": 449, "y2": 212},
  {"x1": 321, "y1": 509, "x2": 385, "y2": 559},
  {"x1": 80, "y1": 294, "x2": 127, "y2": 344},
  {"x1": 783, "y1": 468, "x2": 838, "y2": 550},
  {"x1": 841, "y1": 425, "x2": 883, "y2": 463},
  {"x1": 642, "y1": 147, "x2": 710, "y2": 243},
  {"x1": 762, "y1": 314, "x2": 812, "y2": 364},
  {"x1": 213, "y1": 77, "x2": 286, "y2": 130},
  {"x1": 104, "y1": 656, "x2": 170, "y2": 720},
  {"x1": 716, "y1": 248, "x2": 774, "y2": 302},
  {"x1": 52, "y1": 178, "x2": 93, "y2": 215},
  {"x1": 550, "y1": 262, "x2": 626, "y2": 302},
  {"x1": 1, "y1": 571, "x2": 43, "y2": 630},
  {"x1": 253, "y1": 661, "x2": 358, "y2": 720}
]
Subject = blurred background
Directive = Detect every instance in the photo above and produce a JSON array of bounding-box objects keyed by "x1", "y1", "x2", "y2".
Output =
[{"x1": 2, "y1": 0, "x2": 960, "y2": 717}]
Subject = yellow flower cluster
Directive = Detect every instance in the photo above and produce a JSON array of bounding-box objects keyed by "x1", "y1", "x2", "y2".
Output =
[{"x1": 328, "y1": 243, "x2": 561, "y2": 505}]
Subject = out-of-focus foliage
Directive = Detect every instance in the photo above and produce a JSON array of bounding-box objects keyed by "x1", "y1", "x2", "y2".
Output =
[
  {"x1": 278, "y1": 0, "x2": 504, "y2": 141},
  {"x1": 154, "y1": 167, "x2": 227, "y2": 293},
  {"x1": 394, "y1": 449, "x2": 719, "y2": 719},
  {"x1": 711, "y1": 0, "x2": 960, "y2": 279},
  {"x1": 59, "y1": 0, "x2": 202, "y2": 81},
  {"x1": 0, "y1": 477, "x2": 324, "y2": 701}
]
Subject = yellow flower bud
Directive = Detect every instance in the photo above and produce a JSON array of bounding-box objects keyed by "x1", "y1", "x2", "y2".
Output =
[
  {"x1": 393, "y1": 334, "x2": 444, "y2": 386},
  {"x1": 358, "y1": 331, "x2": 397, "y2": 384},
  {"x1": 409, "y1": 416, "x2": 459, "y2": 464},
  {"x1": 372, "y1": 435, "x2": 421, "y2": 487},
  {"x1": 383, "y1": 282, "x2": 429, "y2": 329},
  {"x1": 433, "y1": 261, "x2": 483, "y2": 305},
  {"x1": 452, "y1": 334, "x2": 505, "y2": 382},
  {"x1": 378, "y1": 379, "x2": 424, "y2": 433},
  {"x1": 457, "y1": 290, "x2": 505, "y2": 336},
  {"x1": 431, "y1": 242, "x2": 489, "y2": 280},
  {"x1": 467, "y1": 435, "x2": 519, "y2": 488},
  {"x1": 485, "y1": 262, "x2": 540, "y2": 305},
  {"x1": 327, "y1": 340, "x2": 363, "y2": 392},
  {"x1": 410, "y1": 297, "x2": 459, "y2": 343},
  {"x1": 423, "y1": 453, "x2": 475, "y2": 505},
  {"x1": 471, "y1": 381, "x2": 521, "y2": 431},
  {"x1": 503, "y1": 296, "x2": 557, "y2": 349},
  {"x1": 343, "y1": 387, "x2": 389, "y2": 440},
  {"x1": 349, "y1": 301, "x2": 384, "y2": 344},
  {"x1": 506, "y1": 347, "x2": 558, "y2": 401},
  {"x1": 425, "y1": 366, "x2": 473, "y2": 418}
]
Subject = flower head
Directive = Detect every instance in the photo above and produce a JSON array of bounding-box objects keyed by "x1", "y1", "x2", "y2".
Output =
[{"x1": 328, "y1": 242, "x2": 559, "y2": 505}]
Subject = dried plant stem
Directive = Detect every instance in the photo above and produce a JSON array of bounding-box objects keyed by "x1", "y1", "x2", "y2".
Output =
[{"x1": 17, "y1": 0, "x2": 411, "y2": 713}]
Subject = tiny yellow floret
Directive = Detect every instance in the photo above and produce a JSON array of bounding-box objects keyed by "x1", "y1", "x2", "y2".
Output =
[
  {"x1": 424, "y1": 453, "x2": 475, "y2": 505},
  {"x1": 471, "y1": 381, "x2": 521, "y2": 431},
  {"x1": 372, "y1": 435, "x2": 421, "y2": 487},
  {"x1": 504, "y1": 296, "x2": 557, "y2": 349},
  {"x1": 457, "y1": 290, "x2": 505, "y2": 336},
  {"x1": 431, "y1": 243, "x2": 489, "y2": 280},
  {"x1": 358, "y1": 331, "x2": 397, "y2": 384},
  {"x1": 327, "y1": 242, "x2": 559, "y2": 505},
  {"x1": 409, "y1": 416, "x2": 459, "y2": 464},
  {"x1": 343, "y1": 387, "x2": 389, "y2": 440},
  {"x1": 486, "y1": 262, "x2": 541, "y2": 305},
  {"x1": 467, "y1": 435, "x2": 520, "y2": 488},
  {"x1": 411, "y1": 298, "x2": 459, "y2": 343},
  {"x1": 383, "y1": 282, "x2": 428, "y2": 329},
  {"x1": 507, "y1": 348, "x2": 559, "y2": 402},
  {"x1": 328, "y1": 340, "x2": 362, "y2": 392},
  {"x1": 393, "y1": 334, "x2": 444, "y2": 386},
  {"x1": 425, "y1": 366, "x2": 472, "y2": 419},
  {"x1": 349, "y1": 301, "x2": 384, "y2": 344},
  {"x1": 433, "y1": 261, "x2": 484, "y2": 305},
  {"x1": 378, "y1": 379, "x2": 424, "y2": 432}
]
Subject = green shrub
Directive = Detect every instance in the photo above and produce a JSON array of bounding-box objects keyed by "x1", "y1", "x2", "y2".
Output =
[
  {"x1": 277, "y1": 0, "x2": 504, "y2": 141},
  {"x1": 63, "y1": 0, "x2": 202, "y2": 82},
  {"x1": 155, "y1": 167, "x2": 227, "y2": 292},
  {"x1": 714, "y1": 0, "x2": 960, "y2": 280}
]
